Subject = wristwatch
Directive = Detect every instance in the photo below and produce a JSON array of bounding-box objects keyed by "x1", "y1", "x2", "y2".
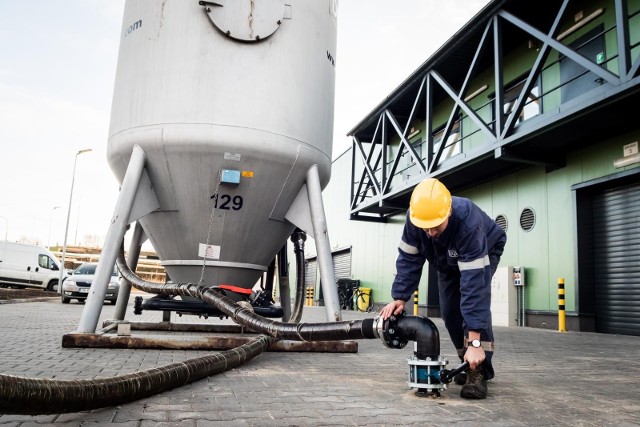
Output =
[{"x1": 470, "y1": 339, "x2": 482, "y2": 348}]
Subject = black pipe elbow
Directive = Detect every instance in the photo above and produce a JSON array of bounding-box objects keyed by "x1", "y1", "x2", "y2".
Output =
[
  {"x1": 398, "y1": 315, "x2": 440, "y2": 360},
  {"x1": 382, "y1": 313, "x2": 440, "y2": 360}
]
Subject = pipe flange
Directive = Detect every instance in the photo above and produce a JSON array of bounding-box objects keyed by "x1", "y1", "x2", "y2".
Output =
[
  {"x1": 380, "y1": 313, "x2": 408, "y2": 350},
  {"x1": 407, "y1": 355, "x2": 448, "y2": 393}
]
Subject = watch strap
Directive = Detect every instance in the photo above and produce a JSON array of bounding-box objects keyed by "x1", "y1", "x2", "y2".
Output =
[{"x1": 464, "y1": 337, "x2": 495, "y2": 351}]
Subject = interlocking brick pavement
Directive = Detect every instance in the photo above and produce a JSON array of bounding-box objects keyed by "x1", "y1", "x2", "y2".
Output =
[{"x1": 0, "y1": 293, "x2": 639, "y2": 426}]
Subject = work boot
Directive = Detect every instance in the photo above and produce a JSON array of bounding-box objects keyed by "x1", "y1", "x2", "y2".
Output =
[
  {"x1": 460, "y1": 368, "x2": 487, "y2": 399},
  {"x1": 453, "y1": 371, "x2": 467, "y2": 385}
]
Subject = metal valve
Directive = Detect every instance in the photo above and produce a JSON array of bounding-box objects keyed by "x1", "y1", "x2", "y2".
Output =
[{"x1": 438, "y1": 361, "x2": 469, "y2": 384}]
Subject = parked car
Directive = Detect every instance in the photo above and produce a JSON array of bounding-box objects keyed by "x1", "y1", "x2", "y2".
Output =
[
  {"x1": 0, "y1": 242, "x2": 68, "y2": 292},
  {"x1": 61, "y1": 262, "x2": 120, "y2": 304}
]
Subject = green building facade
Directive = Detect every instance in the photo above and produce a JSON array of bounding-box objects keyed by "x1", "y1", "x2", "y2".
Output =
[{"x1": 300, "y1": 0, "x2": 640, "y2": 336}]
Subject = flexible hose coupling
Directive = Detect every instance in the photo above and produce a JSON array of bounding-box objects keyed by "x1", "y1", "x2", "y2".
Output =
[{"x1": 377, "y1": 313, "x2": 408, "y2": 350}]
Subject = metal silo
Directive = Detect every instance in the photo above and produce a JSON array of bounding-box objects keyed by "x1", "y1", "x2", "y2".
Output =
[{"x1": 77, "y1": 0, "x2": 342, "y2": 332}]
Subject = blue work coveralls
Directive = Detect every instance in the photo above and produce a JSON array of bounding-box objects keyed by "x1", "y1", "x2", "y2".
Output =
[{"x1": 391, "y1": 196, "x2": 507, "y2": 379}]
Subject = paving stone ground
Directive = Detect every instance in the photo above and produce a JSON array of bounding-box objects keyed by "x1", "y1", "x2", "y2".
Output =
[{"x1": 0, "y1": 293, "x2": 639, "y2": 426}]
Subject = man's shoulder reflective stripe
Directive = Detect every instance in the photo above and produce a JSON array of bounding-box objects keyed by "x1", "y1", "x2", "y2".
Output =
[
  {"x1": 458, "y1": 255, "x2": 489, "y2": 271},
  {"x1": 399, "y1": 239, "x2": 419, "y2": 255}
]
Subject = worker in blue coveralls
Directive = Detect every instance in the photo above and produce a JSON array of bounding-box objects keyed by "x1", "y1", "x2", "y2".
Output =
[{"x1": 380, "y1": 178, "x2": 506, "y2": 399}]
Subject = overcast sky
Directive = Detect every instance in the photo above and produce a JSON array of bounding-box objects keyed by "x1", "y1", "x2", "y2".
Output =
[{"x1": 0, "y1": 0, "x2": 490, "y2": 247}]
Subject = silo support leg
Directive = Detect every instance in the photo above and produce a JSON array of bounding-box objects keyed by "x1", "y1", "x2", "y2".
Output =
[
  {"x1": 113, "y1": 221, "x2": 147, "y2": 321},
  {"x1": 77, "y1": 145, "x2": 147, "y2": 333},
  {"x1": 306, "y1": 165, "x2": 341, "y2": 322}
]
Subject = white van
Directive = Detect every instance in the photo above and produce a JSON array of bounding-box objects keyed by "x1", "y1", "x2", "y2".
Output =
[{"x1": 0, "y1": 242, "x2": 68, "y2": 292}]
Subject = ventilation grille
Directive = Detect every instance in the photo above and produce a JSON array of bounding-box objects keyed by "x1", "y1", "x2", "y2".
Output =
[
  {"x1": 495, "y1": 214, "x2": 508, "y2": 232},
  {"x1": 520, "y1": 208, "x2": 536, "y2": 232}
]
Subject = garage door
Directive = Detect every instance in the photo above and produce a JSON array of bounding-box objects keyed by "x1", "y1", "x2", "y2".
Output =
[
  {"x1": 305, "y1": 258, "x2": 317, "y2": 287},
  {"x1": 592, "y1": 181, "x2": 640, "y2": 335},
  {"x1": 332, "y1": 249, "x2": 352, "y2": 280}
]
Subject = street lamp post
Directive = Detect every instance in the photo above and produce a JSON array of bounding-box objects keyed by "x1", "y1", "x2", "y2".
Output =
[
  {"x1": 0, "y1": 216, "x2": 7, "y2": 241},
  {"x1": 58, "y1": 149, "x2": 92, "y2": 293},
  {"x1": 47, "y1": 206, "x2": 61, "y2": 249}
]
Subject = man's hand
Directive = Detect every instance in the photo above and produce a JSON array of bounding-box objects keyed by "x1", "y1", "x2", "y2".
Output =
[
  {"x1": 380, "y1": 299, "x2": 405, "y2": 320},
  {"x1": 464, "y1": 331, "x2": 486, "y2": 369},
  {"x1": 464, "y1": 346, "x2": 485, "y2": 370}
]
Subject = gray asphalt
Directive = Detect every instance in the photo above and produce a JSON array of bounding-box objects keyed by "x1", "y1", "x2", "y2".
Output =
[{"x1": 0, "y1": 294, "x2": 639, "y2": 426}]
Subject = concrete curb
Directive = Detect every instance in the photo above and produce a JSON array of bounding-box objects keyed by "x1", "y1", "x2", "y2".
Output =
[{"x1": 0, "y1": 296, "x2": 59, "y2": 304}]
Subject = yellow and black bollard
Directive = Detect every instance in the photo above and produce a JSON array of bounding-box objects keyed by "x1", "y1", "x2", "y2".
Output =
[
  {"x1": 413, "y1": 290, "x2": 419, "y2": 316},
  {"x1": 305, "y1": 286, "x2": 315, "y2": 307},
  {"x1": 558, "y1": 278, "x2": 566, "y2": 332}
]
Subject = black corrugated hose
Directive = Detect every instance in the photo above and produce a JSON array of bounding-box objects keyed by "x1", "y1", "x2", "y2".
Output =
[
  {"x1": 0, "y1": 336, "x2": 272, "y2": 415},
  {"x1": 288, "y1": 230, "x2": 307, "y2": 323},
  {"x1": 0, "y1": 233, "x2": 307, "y2": 415},
  {"x1": 0, "y1": 231, "x2": 378, "y2": 415}
]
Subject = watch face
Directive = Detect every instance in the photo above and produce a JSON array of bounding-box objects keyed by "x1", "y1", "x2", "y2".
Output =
[{"x1": 471, "y1": 339, "x2": 481, "y2": 348}]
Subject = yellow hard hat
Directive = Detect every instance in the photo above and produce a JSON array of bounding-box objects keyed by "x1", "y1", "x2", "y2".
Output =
[{"x1": 409, "y1": 178, "x2": 452, "y2": 229}]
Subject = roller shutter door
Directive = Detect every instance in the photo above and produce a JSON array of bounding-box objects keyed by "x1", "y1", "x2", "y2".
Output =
[
  {"x1": 305, "y1": 258, "x2": 317, "y2": 287},
  {"x1": 592, "y1": 182, "x2": 640, "y2": 335},
  {"x1": 332, "y1": 249, "x2": 352, "y2": 280}
]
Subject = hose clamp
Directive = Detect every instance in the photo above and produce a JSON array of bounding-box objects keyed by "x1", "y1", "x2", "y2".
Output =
[{"x1": 372, "y1": 315, "x2": 385, "y2": 339}]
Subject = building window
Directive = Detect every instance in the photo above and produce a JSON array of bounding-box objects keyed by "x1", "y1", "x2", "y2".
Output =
[
  {"x1": 490, "y1": 76, "x2": 541, "y2": 129},
  {"x1": 432, "y1": 119, "x2": 461, "y2": 163},
  {"x1": 402, "y1": 138, "x2": 424, "y2": 181},
  {"x1": 404, "y1": 138, "x2": 423, "y2": 166},
  {"x1": 503, "y1": 79, "x2": 541, "y2": 125}
]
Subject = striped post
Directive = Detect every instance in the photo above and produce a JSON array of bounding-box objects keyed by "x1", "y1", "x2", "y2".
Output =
[
  {"x1": 305, "y1": 287, "x2": 314, "y2": 307},
  {"x1": 558, "y1": 278, "x2": 566, "y2": 332},
  {"x1": 413, "y1": 290, "x2": 419, "y2": 316}
]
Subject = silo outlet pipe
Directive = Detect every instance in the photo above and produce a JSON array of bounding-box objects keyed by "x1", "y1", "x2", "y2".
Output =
[
  {"x1": 115, "y1": 250, "x2": 379, "y2": 342},
  {"x1": 288, "y1": 230, "x2": 307, "y2": 323},
  {"x1": 114, "y1": 245, "x2": 440, "y2": 356}
]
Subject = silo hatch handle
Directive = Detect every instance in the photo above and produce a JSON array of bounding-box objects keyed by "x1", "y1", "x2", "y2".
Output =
[
  {"x1": 198, "y1": 0, "x2": 287, "y2": 42},
  {"x1": 199, "y1": 1, "x2": 223, "y2": 7}
]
